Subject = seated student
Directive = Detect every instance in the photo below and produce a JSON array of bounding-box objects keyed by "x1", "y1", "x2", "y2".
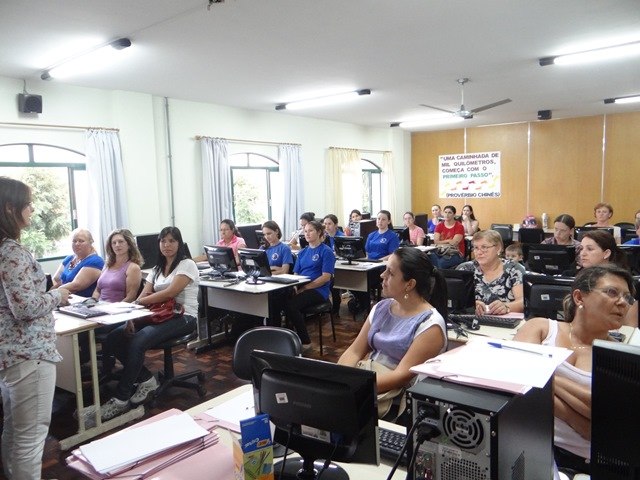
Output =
[
  {"x1": 261, "y1": 220, "x2": 293, "y2": 274},
  {"x1": 288, "y1": 212, "x2": 315, "y2": 250},
  {"x1": 52, "y1": 228, "x2": 104, "y2": 297},
  {"x1": 285, "y1": 221, "x2": 335, "y2": 350},
  {"x1": 322, "y1": 214, "x2": 345, "y2": 249},
  {"x1": 92, "y1": 229, "x2": 143, "y2": 303},
  {"x1": 428, "y1": 205, "x2": 465, "y2": 269},
  {"x1": 542, "y1": 214, "x2": 581, "y2": 247},
  {"x1": 514, "y1": 264, "x2": 635, "y2": 476},
  {"x1": 193, "y1": 218, "x2": 246, "y2": 267},
  {"x1": 461, "y1": 204, "x2": 480, "y2": 236},
  {"x1": 402, "y1": 211, "x2": 426, "y2": 246},
  {"x1": 427, "y1": 204, "x2": 442, "y2": 233},
  {"x1": 338, "y1": 248, "x2": 447, "y2": 418},
  {"x1": 592, "y1": 202, "x2": 621, "y2": 243},
  {"x1": 90, "y1": 227, "x2": 199, "y2": 422},
  {"x1": 505, "y1": 242, "x2": 525, "y2": 266},
  {"x1": 564, "y1": 230, "x2": 628, "y2": 276},
  {"x1": 344, "y1": 209, "x2": 362, "y2": 236},
  {"x1": 623, "y1": 219, "x2": 640, "y2": 245},
  {"x1": 457, "y1": 230, "x2": 525, "y2": 315}
]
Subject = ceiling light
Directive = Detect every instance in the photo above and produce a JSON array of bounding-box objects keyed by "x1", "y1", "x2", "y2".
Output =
[
  {"x1": 539, "y1": 41, "x2": 640, "y2": 66},
  {"x1": 41, "y1": 38, "x2": 132, "y2": 80},
  {"x1": 604, "y1": 95, "x2": 640, "y2": 105},
  {"x1": 275, "y1": 89, "x2": 371, "y2": 111},
  {"x1": 391, "y1": 116, "x2": 465, "y2": 129}
]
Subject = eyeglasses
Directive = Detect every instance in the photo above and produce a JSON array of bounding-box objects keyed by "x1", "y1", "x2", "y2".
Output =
[
  {"x1": 472, "y1": 244, "x2": 496, "y2": 252},
  {"x1": 592, "y1": 287, "x2": 635, "y2": 305}
]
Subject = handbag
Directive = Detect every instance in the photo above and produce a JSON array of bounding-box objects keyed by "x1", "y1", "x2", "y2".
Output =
[
  {"x1": 356, "y1": 358, "x2": 406, "y2": 419},
  {"x1": 147, "y1": 298, "x2": 184, "y2": 324},
  {"x1": 435, "y1": 244, "x2": 461, "y2": 257}
]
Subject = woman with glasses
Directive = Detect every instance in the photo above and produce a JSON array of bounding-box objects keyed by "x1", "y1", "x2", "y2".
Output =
[
  {"x1": 429, "y1": 205, "x2": 465, "y2": 269},
  {"x1": 456, "y1": 229, "x2": 525, "y2": 314},
  {"x1": 514, "y1": 264, "x2": 635, "y2": 476}
]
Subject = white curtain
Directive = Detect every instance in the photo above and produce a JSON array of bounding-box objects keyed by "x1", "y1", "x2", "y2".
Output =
[
  {"x1": 327, "y1": 148, "x2": 361, "y2": 224},
  {"x1": 279, "y1": 144, "x2": 303, "y2": 238},
  {"x1": 382, "y1": 151, "x2": 398, "y2": 224},
  {"x1": 201, "y1": 137, "x2": 232, "y2": 245},
  {"x1": 85, "y1": 129, "x2": 129, "y2": 255}
]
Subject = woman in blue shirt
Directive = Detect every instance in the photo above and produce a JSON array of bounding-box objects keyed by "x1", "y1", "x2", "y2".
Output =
[
  {"x1": 286, "y1": 220, "x2": 335, "y2": 347},
  {"x1": 52, "y1": 228, "x2": 104, "y2": 297},
  {"x1": 322, "y1": 214, "x2": 345, "y2": 250},
  {"x1": 365, "y1": 210, "x2": 400, "y2": 260},
  {"x1": 261, "y1": 220, "x2": 294, "y2": 274}
]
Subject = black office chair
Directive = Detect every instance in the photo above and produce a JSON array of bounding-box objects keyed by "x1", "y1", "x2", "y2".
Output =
[
  {"x1": 518, "y1": 228, "x2": 545, "y2": 244},
  {"x1": 232, "y1": 326, "x2": 302, "y2": 380},
  {"x1": 616, "y1": 222, "x2": 635, "y2": 230},
  {"x1": 300, "y1": 300, "x2": 336, "y2": 356},
  {"x1": 490, "y1": 223, "x2": 513, "y2": 247}
]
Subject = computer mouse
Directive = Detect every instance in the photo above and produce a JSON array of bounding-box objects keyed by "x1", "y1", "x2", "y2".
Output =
[{"x1": 469, "y1": 319, "x2": 480, "y2": 330}]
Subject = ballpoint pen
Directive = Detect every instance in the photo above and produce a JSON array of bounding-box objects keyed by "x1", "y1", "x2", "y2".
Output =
[{"x1": 487, "y1": 341, "x2": 553, "y2": 357}]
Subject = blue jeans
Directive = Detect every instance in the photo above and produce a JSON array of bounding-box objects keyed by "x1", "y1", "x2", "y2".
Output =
[
  {"x1": 106, "y1": 315, "x2": 196, "y2": 401},
  {"x1": 428, "y1": 252, "x2": 464, "y2": 269},
  {"x1": 0, "y1": 359, "x2": 56, "y2": 480}
]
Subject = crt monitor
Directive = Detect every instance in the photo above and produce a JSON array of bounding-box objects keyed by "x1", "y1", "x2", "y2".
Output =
[
  {"x1": 250, "y1": 350, "x2": 379, "y2": 480},
  {"x1": 439, "y1": 268, "x2": 475, "y2": 313},
  {"x1": 526, "y1": 244, "x2": 576, "y2": 275},
  {"x1": 135, "y1": 233, "x2": 160, "y2": 270},
  {"x1": 238, "y1": 248, "x2": 272, "y2": 284},
  {"x1": 523, "y1": 273, "x2": 573, "y2": 320},
  {"x1": 203, "y1": 245, "x2": 237, "y2": 276},
  {"x1": 334, "y1": 236, "x2": 366, "y2": 264},
  {"x1": 591, "y1": 340, "x2": 640, "y2": 479}
]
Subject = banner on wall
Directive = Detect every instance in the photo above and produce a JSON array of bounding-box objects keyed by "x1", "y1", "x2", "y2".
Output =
[{"x1": 439, "y1": 151, "x2": 501, "y2": 199}]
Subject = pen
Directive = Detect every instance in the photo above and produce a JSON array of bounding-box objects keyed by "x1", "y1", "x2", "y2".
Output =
[{"x1": 487, "y1": 341, "x2": 552, "y2": 357}]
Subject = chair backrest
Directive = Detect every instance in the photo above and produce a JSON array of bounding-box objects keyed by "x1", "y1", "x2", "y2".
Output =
[
  {"x1": 615, "y1": 222, "x2": 636, "y2": 230},
  {"x1": 490, "y1": 224, "x2": 514, "y2": 243},
  {"x1": 523, "y1": 273, "x2": 573, "y2": 320},
  {"x1": 518, "y1": 228, "x2": 545, "y2": 245},
  {"x1": 232, "y1": 327, "x2": 302, "y2": 380}
]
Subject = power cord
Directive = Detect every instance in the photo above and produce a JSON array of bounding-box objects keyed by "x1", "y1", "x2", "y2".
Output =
[
  {"x1": 385, "y1": 411, "x2": 429, "y2": 480},
  {"x1": 407, "y1": 424, "x2": 441, "y2": 476}
]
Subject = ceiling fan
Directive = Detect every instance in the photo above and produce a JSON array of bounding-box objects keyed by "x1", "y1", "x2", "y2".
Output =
[{"x1": 420, "y1": 78, "x2": 511, "y2": 119}]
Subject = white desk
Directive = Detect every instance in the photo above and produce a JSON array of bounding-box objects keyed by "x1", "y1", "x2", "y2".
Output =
[
  {"x1": 447, "y1": 320, "x2": 525, "y2": 350},
  {"x1": 333, "y1": 261, "x2": 385, "y2": 292},
  {"x1": 54, "y1": 311, "x2": 146, "y2": 450},
  {"x1": 187, "y1": 384, "x2": 406, "y2": 480}
]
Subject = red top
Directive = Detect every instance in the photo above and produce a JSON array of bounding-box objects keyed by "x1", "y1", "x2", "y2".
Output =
[{"x1": 435, "y1": 221, "x2": 465, "y2": 256}]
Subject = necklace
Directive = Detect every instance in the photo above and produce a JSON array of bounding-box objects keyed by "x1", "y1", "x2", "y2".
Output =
[{"x1": 569, "y1": 323, "x2": 590, "y2": 351}]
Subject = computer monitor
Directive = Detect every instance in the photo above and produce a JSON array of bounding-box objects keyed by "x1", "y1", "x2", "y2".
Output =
[
  {"x1": 239, "y1": 248, "x2": 271, "y2": 284},
  {"x1": 135, "y1": 233, "x2": 160, "y2": 270},
  {"x1": 392, "y1": 227, "x2": 410, "y2": 244},
  {"x1": 255, "y1": 229, "x2": 268, "y2": 249},
  {"x1": 203, "y1": 245, "x2": 237, "y2": 276},
  {"x1": 357, "y1": 219, "x2": 377, "y2": 245},
  {"x1": 523, "y1": 273, "x2": 573, "y2": 320},
  {"x1": 518, "y1": 227, "x2": 545, "y2": 245},
  {"x1": 360, "y1": 212, "x2": 371, "y2": 220},
  {"x1": 334, "y1": 236, "x2": 366, "y2": 264},
  {"x1": 299, "y1": 234, "x2": 331, "y2": 249},
  {"x1": 439, "y1": 268, "x2": 475, "y2": 313},
  {"x1": 620, "y1": 245, "x2": 640, "y2": 275},
  {"x1": 250, "y1": 350, "x2": 379, "y2": 480},
  {"x1": 574, "y1": 226, "x2": 614, "y2": 241},
  {"x1": 413, "y1": 214, "x2": 429, "y2": 235},
  {"x1": 526, "y1": 244, "x2": 576, "y2": 275},
  {"x1": 237, "y1": 223, "x2": 262, "y2": 249},
  {"x1": 591, "y1": 340, "x2": 640, "y2": 479}
]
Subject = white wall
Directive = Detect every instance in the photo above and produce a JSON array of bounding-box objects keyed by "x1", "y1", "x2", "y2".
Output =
[{"x1": 0, "y1": 75, "x2": 411, "y2": 258}]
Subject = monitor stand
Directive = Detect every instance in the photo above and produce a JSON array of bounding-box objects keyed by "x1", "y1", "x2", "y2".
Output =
[
  {"x1": 275, "y1": 457, "x2": 348, "y2": 480},
  {"x1": 245, "y1": 274, "x2": 265, "y2": 285}
]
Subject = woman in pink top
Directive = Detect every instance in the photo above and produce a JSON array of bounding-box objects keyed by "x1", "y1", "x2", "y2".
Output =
[
  {"x1": 217, "y1": 219, "x2": 246, "y2": 266},
  {"x1": 402, "y1": 211, "x2": 425, "y2": 246},
  {"x1": 92, "y1": 229, "x2": 143, "y2": 302}
]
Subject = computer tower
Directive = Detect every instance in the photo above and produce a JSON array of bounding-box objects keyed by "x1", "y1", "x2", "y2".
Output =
[{"x1": 406, "y1": 377, "x2": 553, "y2": 480}]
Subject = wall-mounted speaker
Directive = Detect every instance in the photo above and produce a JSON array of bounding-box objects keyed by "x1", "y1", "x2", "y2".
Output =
[
  {"x1": 537, "y1": 109, "x2": 552, "y2": 120},
  {"x1": 18, "y1": 93, "x2": 43, "y2": 114}
]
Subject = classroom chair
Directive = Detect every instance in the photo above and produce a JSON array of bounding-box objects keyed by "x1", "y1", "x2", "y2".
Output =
[{"x1": 301, "y1": 300, "x2": 336, "y2": 356}]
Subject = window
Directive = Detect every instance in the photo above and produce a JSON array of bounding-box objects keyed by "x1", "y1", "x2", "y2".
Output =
[
  {"x1": 361, "y1": 158, "x2": 382, "y2": 215},
  {"x1": 229, "y1": 152, "x2": 282, "y2": 226},
  {"x1": 0, "y1": 143, "x2": 87, "y2": 260}
]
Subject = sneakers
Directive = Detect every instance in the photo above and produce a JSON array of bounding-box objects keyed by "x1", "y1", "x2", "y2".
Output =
[
  {"x1": 130, "y1": 375, "x2": 159, "y2": 405},
  {"x1": 76, "y1": 397, "x2": 130, "y2": 428}
]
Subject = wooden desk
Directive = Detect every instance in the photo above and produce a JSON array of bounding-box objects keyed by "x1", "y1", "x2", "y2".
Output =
[
  {"x1": 187, "y1": 384, "x2": 406, "y2": 480},
  {"x1": 54, "y1": 312, "x2": 145, "y2": 449}
]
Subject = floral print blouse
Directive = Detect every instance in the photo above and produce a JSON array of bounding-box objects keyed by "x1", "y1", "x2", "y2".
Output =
[
  {"x1": 0, "y1": 238, "x2": 62, "y2": 370},
  {"x1": 456, "y1": 259, "x2": 525, "y2": 304}
]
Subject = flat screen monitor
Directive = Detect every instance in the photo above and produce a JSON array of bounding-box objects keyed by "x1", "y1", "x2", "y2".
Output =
[
  {"x1": 526, "y1": 244, "x2": 576, "y2": 275},
  {"x1": 620, "y1": 245, "x2": 640, "y2": 276},
  {"x1": 135, "y1": 233, "x2": 160, "y2": 270},
  {"x1": 255, "y1": 229, "x2": 268, "y2": 249},
  {"x1": 392, "y1": 227, "x2": 410, "y2": 244},
  {"x1": 357, "y1": 219, "x2": 377, "y2": 245},
  {"x1": 299, "y1": 234, "x2": 331, "y2": 249},
  {"x1": 237, "y1": 223, "x2": 262, "y2": 249},
  {"x1": 360, "y1": 212, "x2": 371, "y2": 220},
  {"x1": 574, "y1": 226, "x2": 614, "y2": 241},
  {"x1": 440, "y1": 268, "x2": 475, "y2": 313},
  {"x1": 413, "y1": 214, "x2": 429, "y2": 235},
  {"x1": 523, "y1": 273, "x2": 573, "y2": 320},
  {"x1": 518, "y1": 227, "x2": 545, "y2": 245},
  {"x1": 591, "y1": 340, "x2": 640, "y2": 479},
  {"x1": 334, "y1": 236, "x2": 366, "y2": 264},
  {"x1": 250, "y1": 350, "x2": 379, "y2": 480},
  {"x1": 203, "y1": 245, "x2": 237, "y2": 276},
  {"x1": 239, "y1": 248, "x2": 271, "y2": 284}
]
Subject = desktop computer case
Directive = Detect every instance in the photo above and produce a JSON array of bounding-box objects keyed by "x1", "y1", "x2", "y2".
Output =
[{"x1": 405, "y1": 377, "x2": 553, "y2": 480}]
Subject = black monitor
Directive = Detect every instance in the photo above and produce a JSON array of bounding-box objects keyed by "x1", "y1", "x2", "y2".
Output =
[
  {"x1": 255, "y1": 229, "x2": 268, "y2": 249},
  {"x1": 526, "y1": 244, "x2": 576, "y2": 275},
  {"x1": 237, "y1": 223, "x2": 262, "y2": 249},
  {"x1": 574, "y1": 226, "x2": 614, "y2": 241},
  {"x1": 334, "y1": 236, "x2": 366, "y2": 265},
  {"x1": 239, "y1": 248, "x2": 271, "y2": 284},
  {"x1": 523, "y1": 273, "x2": 573, "y2": 320},
  {"x1": 439, "y1": 268, "x2": 475, "y2": 313},
  {"x1": 360, "y1": 212, "x2": 371, "y2": 220},
  {"x1": 413, "y1": 214, "x2": 429, "y2": 235},
  {"x1": 392, "y1": 227, "x2": 410, "y2": 244},
  {"x1": 250, "y1": 350, "x2": 379, "y2": 480},
  {"x1": 620, "y1": 245, "x2": 640, "y2": 275},
  {"x1": 518, "y1": 227, "x2": 545, "y2": 245},
  {"x1": 591, "y1": 340, "x2": 640, "y2": 479},
  {"x1": 135, "y1": 233, "x2": 160, "y2": 270},
  {"x1": 203, "y1": 245, "x2": 237, "y2": 276}
]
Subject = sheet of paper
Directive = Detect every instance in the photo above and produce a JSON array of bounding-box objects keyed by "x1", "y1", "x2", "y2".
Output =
[
  {"x1": 91, "y1": 308, "x2": 151, "y2": 325},
  {"x1": 79, "y1": 411, "x2": 209, "y2": 474},
  {"x1": 204, "y1": 388, "x2": 256, "y2": 432}
]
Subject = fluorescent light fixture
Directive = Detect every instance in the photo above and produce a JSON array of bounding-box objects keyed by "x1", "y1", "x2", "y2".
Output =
[
  {"x1": 392, "y1": 116, "x2": 465, "y2": 129},
  {"x1": 275, "y1": 89, "x2": 371, "y2": 111},
  {"x1": 539, "y1": 41, "x2": 640, "y2": 66},
  {"x1": 41, "y1": 38, "x2": 132, "y2": 80},
  {"x1": 604, "y1": 95, "x2": 640, "y2": 105}
]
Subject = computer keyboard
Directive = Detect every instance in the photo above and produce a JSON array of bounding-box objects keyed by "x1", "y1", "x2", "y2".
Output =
[
  {"x1": 379, "y1": 427, "x2": 407, "y2": 466},
  {"x1": 257, "y1": 276, "x2": 298, "y2": 285},
  {"x1": 448, "y1": 313, "x2": 522, "y2": 329}
]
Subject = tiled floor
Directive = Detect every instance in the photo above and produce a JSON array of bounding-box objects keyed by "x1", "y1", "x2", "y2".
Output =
[{"x1": 5, "y1": 304, "x2": 364, "y2": 480}]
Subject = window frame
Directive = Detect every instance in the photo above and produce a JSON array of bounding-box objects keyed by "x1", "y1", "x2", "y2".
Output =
[
  {"x1": 361, "y1": 158, "x2": 382, "y2": 215},
  {"x1": 229, "y1": 152, "x2": 280, "y2": 224}
]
